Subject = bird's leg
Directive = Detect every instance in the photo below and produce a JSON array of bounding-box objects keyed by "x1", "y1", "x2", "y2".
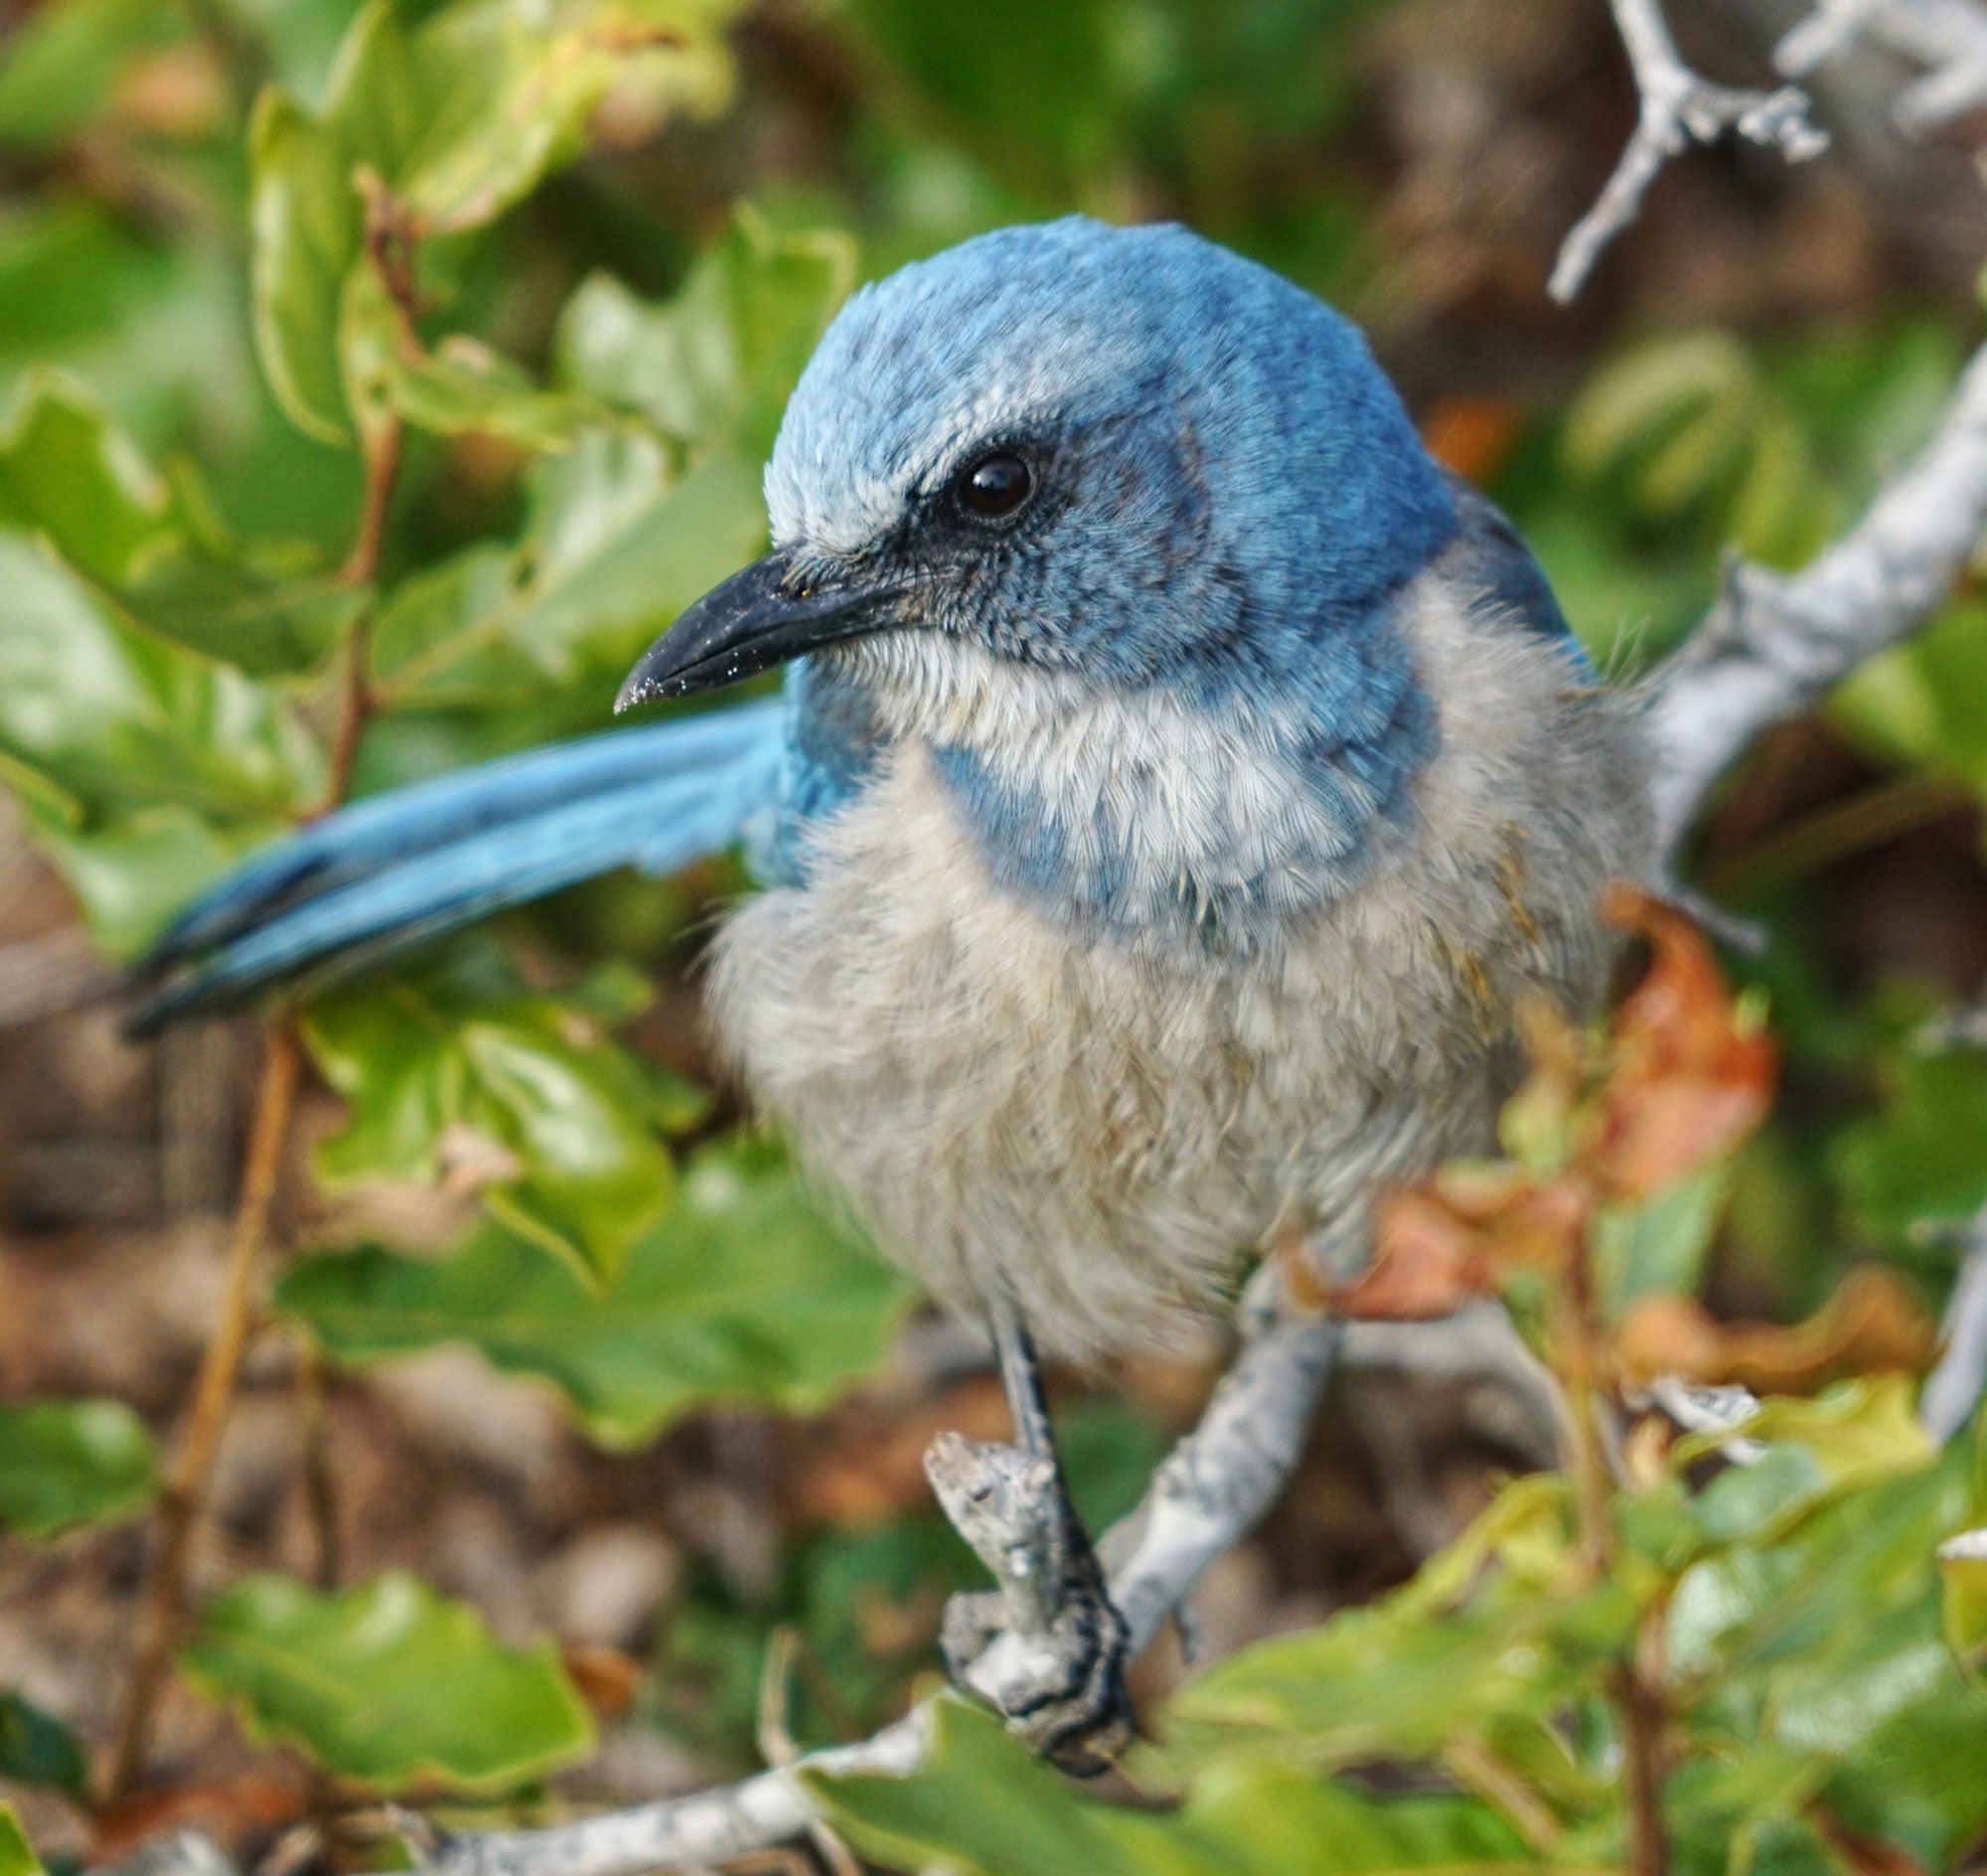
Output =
[{"x1": 924, "y1": 1313, "x2": 1133, "y2": 1775}]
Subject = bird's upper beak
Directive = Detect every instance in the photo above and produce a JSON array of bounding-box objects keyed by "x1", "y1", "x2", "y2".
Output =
[{"x1": 616, "y1": 548, "x2": 912, "y2": 710}]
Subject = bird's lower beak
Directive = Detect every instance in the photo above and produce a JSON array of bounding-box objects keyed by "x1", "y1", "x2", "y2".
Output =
[{"x1": 616, "y1": 549, "x2": 910, "y2": 710}]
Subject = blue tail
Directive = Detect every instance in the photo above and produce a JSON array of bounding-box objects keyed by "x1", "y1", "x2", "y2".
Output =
[{"x1": 129, "y1": 701, "x2": 788, "y2": 1033}]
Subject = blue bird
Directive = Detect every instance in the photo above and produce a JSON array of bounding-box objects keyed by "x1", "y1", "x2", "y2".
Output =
[{"x1": 135, "y1": 216, "x2": 1651, "y2": 1763}]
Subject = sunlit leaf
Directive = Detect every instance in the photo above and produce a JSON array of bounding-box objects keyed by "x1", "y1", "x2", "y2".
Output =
[
  {"x1": 374, "y1": 445, "x2": 764, "y2": 706},
  {"x1": 1937, "y1": 1527, "x2": 1987, "y2": 1677},
  {"x1": 1682, "y1": 1376, "x2": 1934, "y2": 1547},
  {"x1": 0, "y1": 1805, "x2": 44, "y2": 1876},
  {"x1": 279, "y1": 1138, "x2": 914, "y2": 1446},
  {"x1": 0, "y1": 370, "x2": 177, "y2": 580},
  {"x1": 181, "y1": 1571, "x2": 593, "y2": 1791},
  {"x1": 1158, "y1": 1474, "x2": 1633, "y2": 1778},
  {"x1": 249, "y1": 0, "x2": 739, "y2": 446},
  {"x1": 302, "y1": 969, "x2": 682, "y2": 1289},
  {"x1": 0, "y1": 1397, "x2": 158, "y2": 1540}
]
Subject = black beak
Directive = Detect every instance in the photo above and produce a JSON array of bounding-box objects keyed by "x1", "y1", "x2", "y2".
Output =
[{"x1": 616, "y1": 549, "x2": 911, "y2": 710}]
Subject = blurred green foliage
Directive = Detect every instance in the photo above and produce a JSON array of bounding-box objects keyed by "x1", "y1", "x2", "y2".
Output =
[{"x1": 3, "y1": 0, "x2": 1987, "y2": 1864}]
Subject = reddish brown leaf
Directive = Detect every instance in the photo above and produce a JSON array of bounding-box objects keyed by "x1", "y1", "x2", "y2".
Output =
[
  {"x1": 1420, "y1": 394, "x2": 1521, "y2": 484},
  {"x1": 1329, "y1": 1185, "x2": 1497, "y2": 1320},
  {"x1": 1598, "y1": 885, "x2": 1777, "y2": 1195},
  {"x1": 561, "y1": 1642, "x2": 641, "y2": 1724},
  {"x1": 92, "y1": 1774, "x2": 306, "y2": 1863},
  {"x1": 1616, "y1": 1267, "x2": 1936, "y2": 1393}
]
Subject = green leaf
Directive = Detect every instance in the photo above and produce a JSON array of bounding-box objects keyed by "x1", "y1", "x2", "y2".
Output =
[
  {"x1": 279, "y1": 1138, "x2": 914, "y2": 1447},
  {"x1": 1593, "y1": 1158, "x2": 1731, "y2": 1321},
  {"x1": 373, "y1": 446, "x2": 766, "y2": 706},
  {"x1": 249, "y1": 0, "x2": 740, "y2": 446},
  {"x1": 0, "y1": 370, "x2": 178, "y2": 581},
  {"x1": 0, "y1": 204, "x2": 249, "y2": 458},
  {"x1": 0, "y1": 373, "x2": 361, "y2": 679},
  {"x1": 303, "y1": 970, "x2": 682, "y2": 1289},
  {"x1": 0, "y1": 533, "x2": 318, "y2": 817},
  {"x1": 181, "y1": 1571, "x2": 593, "y2": 1791},
  {"x1": 1834, "y1": 1036, "x2": 1987, "y2": 1248},
  {"x1": 0, "y1": 1397, "x2": 158, "y2": 1540},
  {"x1": 0, "y1": 1804, "x2": 44, "y2": 1876},
  {"x1": 558, "y1": 210, "x2": 855, "y2": 457},
  {"x1": 1159, "y1": 1474, "x2": 1636, "y2": 1777},
  {"x1": 0, "y1": 1692, "x2": 89, "y2": 1800},
  {"x1": 1835, "y1": 601, "x2": 1987, "y2": 802},
  {"x1": 1670, "y1": 1450, "x2": 1969, "y2": 1758},
  {"x1": 387, "y1": 338, "x2": 603, "y2": 450},
  {"x1": 26, "y1": 801, "x2": 268, "y2": 960},
  {"x1": 1682, "y1": 1376, "x2": 1935, "y2": 1548},
  {"x1": 0, "y1": 527, "x2": 318, "y2": 953},
  {"x1": 249, "y1": 77, "x2": 367, "y2": 444},
  {"x1": 811, "y1": 1697, "x2": 1539, "y2": 1876}
]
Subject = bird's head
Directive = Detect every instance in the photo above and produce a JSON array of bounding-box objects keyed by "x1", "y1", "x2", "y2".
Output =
[{"x1": 618, "y1": 216, "x2": 1455, "y2": 712}]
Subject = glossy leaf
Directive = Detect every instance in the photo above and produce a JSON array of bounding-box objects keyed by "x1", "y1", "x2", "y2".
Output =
[
  {"x1": 302, "y1": 971, "x2": 683, "y2": 1289},
  {"x1": 249, "y1": 0, "x2": 739, "y2": 446},
  {"x1": 181, "y1": 1571, "x2": 593, "y2": 1791},
  {"x1": 278, "y1": 1139, "x2": 914, "y2": 1447},
  {"x1": 0, "y1": 1692, "x2": 89, "y2": 1800},
  {"x1": 0, "y1": 370, "x2": 178, "y2": 581},
  {"x1": 1681, "y1": 1376, "x2": 1934, "y2": 1547},
  {"x1": 386, "y1": 340, "x2": 602, "y2": 450},
  {"x1": 0, "y1": 373, "x2": 358, "y2": 677},
  {"x1": 1158, "y1": 1475, "x2": 1635, "y2": 1776},
  {"x1": 0, "y1": 1397, "x2": 158, "y2": 1540}
]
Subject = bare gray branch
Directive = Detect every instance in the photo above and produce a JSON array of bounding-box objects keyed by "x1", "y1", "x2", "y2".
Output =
[
  {"x1": 1551, "y1": 0, "x2": 1827, "y2": 302},
  {"x1": 1778, "y1": 0, "x2": 1987, "y2": 133},
  {"x1": 1645, "y1": 338, "x2": 1987, "y2": 855}
]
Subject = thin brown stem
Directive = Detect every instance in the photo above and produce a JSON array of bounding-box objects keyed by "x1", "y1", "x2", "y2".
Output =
[
  {"x1": 323, "y1": 414, "x2": 401, "y2": 811},
  {"x1": 112, "y1": 212, "x2": 410, "y2": 1786},
  {"x1": 108, "y1": 1021, "x2": 302, "y2": 1799},
  {"x1": 1616, "y1": 1595, "x2": 1672, "y2": 1876},
  {"x1": 1557, "y1": 1246, "x2": 1616, "y2": 1577}
]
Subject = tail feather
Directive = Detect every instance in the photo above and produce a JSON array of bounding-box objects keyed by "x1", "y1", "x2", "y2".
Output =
[{"x1": 130, "y1": 701, "x2": 786, "y2": 1033}]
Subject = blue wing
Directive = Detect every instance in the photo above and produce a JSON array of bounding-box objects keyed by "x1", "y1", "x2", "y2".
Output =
[
  {"x1": 129, "y1": 700, "x2": 791, "y2": 1033},
  {"x1": 1437, "y1": 468, "x2": 1593, "y2": 675}
]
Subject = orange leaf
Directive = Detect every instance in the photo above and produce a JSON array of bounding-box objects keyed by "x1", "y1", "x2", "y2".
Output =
[
  {"x1": 1616, "y1": 1267, "x2": 1936, "y2": 1394},
  {"x1": 1599, "y1": 885, "x2": 1777, "y2": 1195},
  {"x1": 93, "y1": 1774, "x2": 306, "y2": 1864},
  {"x1": 562, "y1": 1642, "x2": 641, "y2": 1723},
  {"x1": 1420, "y1": 394, "x2": 1521, "y2": 485},
  {"x1": 1330, "y1": 1185, "x2": 1498, "y2": 1320}
]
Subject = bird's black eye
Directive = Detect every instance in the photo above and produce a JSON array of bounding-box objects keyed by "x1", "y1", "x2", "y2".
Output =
[{"x1": 955, "y1": 451, "x2": 1033, "y2": 521}]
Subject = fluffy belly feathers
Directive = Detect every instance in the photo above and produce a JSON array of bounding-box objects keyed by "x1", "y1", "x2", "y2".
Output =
[{"x1": 708, "y1": 631, "x2": 1649, "y2": 1357}]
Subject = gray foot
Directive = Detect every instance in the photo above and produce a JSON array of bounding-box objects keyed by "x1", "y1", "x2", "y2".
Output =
[{"x1": 938, "y1": 1551, "x2": 1133, "y2": 1775}]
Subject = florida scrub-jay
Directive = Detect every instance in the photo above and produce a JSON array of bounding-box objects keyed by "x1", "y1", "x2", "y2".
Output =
[{"x1": 137, "y1": 216, "x2": 1653, "y2": 1762}]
